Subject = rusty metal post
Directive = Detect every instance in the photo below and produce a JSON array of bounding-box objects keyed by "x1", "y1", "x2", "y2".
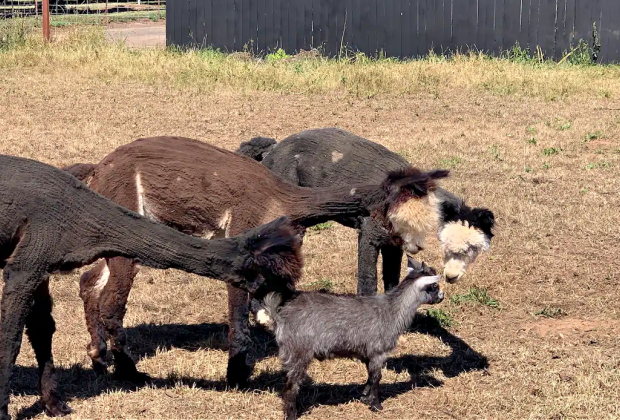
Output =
[{"x1": 42, "y1": 0, "x2": 50, "y2": 40}]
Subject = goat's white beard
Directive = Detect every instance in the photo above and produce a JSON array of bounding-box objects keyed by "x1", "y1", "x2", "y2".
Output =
[{"x1": 388, "y1": 193, "x2": 441, "y2": 253}]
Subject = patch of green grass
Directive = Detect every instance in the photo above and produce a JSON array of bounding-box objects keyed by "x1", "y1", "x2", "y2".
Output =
[
  {"x1": 585, "y1": 161, "x2": 611, "y2": 170},
  {"x1": 438, "y1": 156, "x2": 463, "y2": 168},
  {"x1": 0, "y1": 18, "x2": 29, "y2": 50},
  {"x1": 526, "y1": 126, "x2": 537, "y2": 134},
  {"x1": 426, "y1": 308, "x2": 454, "y2": 328},
  {"x1": 489, "y1": 145, "x2": 502, "y2": 161},
  {"x1": 542, "y1": 162, "x2": 551, "y2": 169},
  {"x1": 580, "y1": 188, "x2": 589, "y2": 194},
  {"x1": 525, "y1": 166, "x2": 533, "y2": 173},
  {"x1": 450, "y1": 286, "x2": 500, "y2": 309},
  {"x1": 308, "y1": 221, "x2": 334, "y2": 232},
  {"x1": 534, "y1": 307, "x2": 566, "y2": 318},
  {"x1": 527, "y1": 137, "x2": 538, "y2": 145},
  {"x1": 266, "y1": 48, "x2": 291, "y2": 62},
  {"x1": 305, "y1": 278, "x2": 334, "y2": 292},
  {"x1": 560, "y1": 121, "x2": 572, "y2": 131},
  {"x1": 542, "y1": 147, "x2": 562, "y2": 156},
  {"x1": 584, "y1": 130, "x2": 603, "y2": 142}
]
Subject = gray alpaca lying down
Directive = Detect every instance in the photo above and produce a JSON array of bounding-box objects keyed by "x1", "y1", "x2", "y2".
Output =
[{"x1": 258, "y1": 257, "x2": 443, "y2": 420}]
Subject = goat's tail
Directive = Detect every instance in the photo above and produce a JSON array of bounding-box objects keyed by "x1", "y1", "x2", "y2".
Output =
[
  {"x1": 62, "y1": 162, "x2": 97, "y2": 183},
  {"x1": 256, "y1": 292, "x2": 282, "y2": 331},
  {"x1": 236, "y1": 136, "x2": 277, "y2": 161}
]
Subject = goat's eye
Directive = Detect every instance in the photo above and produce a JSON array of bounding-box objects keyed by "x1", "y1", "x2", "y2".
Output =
[{"x1": 427, "y1": 284, "x2": 438, "y2": 292}]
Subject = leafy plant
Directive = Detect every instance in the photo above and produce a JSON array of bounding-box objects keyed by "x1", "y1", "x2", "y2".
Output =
[
  {"x1": 438, "y1": 156, "x2": 463, "y2": 168},
  {"x1": 534, "y1": 307, "x2": 565, "y2": 318},
  {"x1": 542, "y1": 163, "x2": 551, "y2": 169},
  {"x1": 527, "y1": 138, "x2": 538, "y2": 145},
  {"x1": 451, "y1": 286, "x2": 500, "y2": 309},
  {"x1": 266, "y1": 48, "x2": 291, "y2": 62},
  {"x1": 584, "y1": 131, "x2": 603, "y2": 142},
  {"x1": 525, "y1": 166, "x2": 533, "y2": 173},
  {"x1": 426, "y1": 308, "x2": 454, "y2": 328},
  {"x1": 305, "y1": 278, "x2": 334, "y2": 292},
  {"x1": 308, "y1": 221, "x2": 334, "y2": 232},
  {"x1": 542, "y1": 147, "x2": 562, "y2": 156}
]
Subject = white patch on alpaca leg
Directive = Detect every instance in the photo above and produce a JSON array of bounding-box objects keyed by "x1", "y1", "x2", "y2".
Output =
[
  {"x1": 331, "y1": 151, "x2": 344, "y2": 163},
  {"x1": 136, "y1": 172, "x2": 145, "y2": 216},
  {"x1": 217, "y1": 209, "x2": 233, "y2": 238},
  {"x1": 388, "y1": 193, "x2": 441, "y2": 254},
  {"x1": 93, "y1": 263, "x2": 110, "y2": 298}
]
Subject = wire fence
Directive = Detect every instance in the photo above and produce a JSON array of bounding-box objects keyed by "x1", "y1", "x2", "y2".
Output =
[{"x1": 0, "y1": 0, "x2": 165, "y2": 21}]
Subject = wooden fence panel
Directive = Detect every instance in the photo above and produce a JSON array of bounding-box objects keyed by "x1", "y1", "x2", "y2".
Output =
[{"x1": 166, "y1": 0, "x2": 620, "y2": 62}]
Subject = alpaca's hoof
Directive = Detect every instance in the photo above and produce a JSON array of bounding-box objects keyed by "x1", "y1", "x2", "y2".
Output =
[
  {"x1": 370, "y1": 402, "x2": 383, "y2": 412},
  {"x1": 226, "y1": 353, "x2": 253, "y2": 389},
  {"x1": 92, "y1": 360, "x2": 108, "y2": 376},
  {"x1": 44, "y1": 400, "x2": 73, "y2": 417}
]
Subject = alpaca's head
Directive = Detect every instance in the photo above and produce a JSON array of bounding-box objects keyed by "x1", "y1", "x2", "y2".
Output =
[
  {"x1": 405, "y1": 257, "x2": 444, "y2": 304},
  {"x1": 381, "y1": 168, "x2": 449, "y2": 254},
  {"x1": 438, "y1": 206, "x2": 495, "y2": 283},
  {"x1": 236, "y1": 137, "x2": 277, "y2": 161}
]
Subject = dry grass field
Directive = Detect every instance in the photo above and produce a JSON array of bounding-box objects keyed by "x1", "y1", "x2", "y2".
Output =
[{"x1": 1, "y1": 25, "x2": 620, "y2": 419}]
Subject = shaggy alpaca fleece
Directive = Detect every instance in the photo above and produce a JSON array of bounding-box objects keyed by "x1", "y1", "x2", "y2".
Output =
[
  {"x1": 388, "y1": 193, "x2": 440, "y2": 252},
  {"x1": 439, "y1": 220, "x2": 490, "y2": 254}
]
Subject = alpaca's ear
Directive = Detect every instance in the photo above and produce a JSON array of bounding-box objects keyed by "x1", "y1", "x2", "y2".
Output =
[{"x1": 474, "y1": 208, "x2": 495, "y2": 235}]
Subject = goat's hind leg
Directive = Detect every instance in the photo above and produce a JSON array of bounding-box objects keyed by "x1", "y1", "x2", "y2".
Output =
[
  {"x1": 282, "y1": 358, "x2": 311, "y2": 420},
  {"x1": 361, "y1": 355, "x2": 386, "y2": 411},
  {"x1": 26, "y1": 278, "x2": 72, "y2": 417}
]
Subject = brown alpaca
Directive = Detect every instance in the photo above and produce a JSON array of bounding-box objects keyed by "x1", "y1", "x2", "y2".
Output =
[
  {"x1": 64, "y1": 136, "x2": 449, "y2": 388},
  {"x1": 0, "y1": 154, "x2": 304, "y2": 419}
]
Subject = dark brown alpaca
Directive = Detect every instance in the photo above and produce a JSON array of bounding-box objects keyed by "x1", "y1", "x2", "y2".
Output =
[
  {"x1": 64, "y1": 136, "x2": 449, "y2": 388},
  {"x1": 0, "y1": 154, "x2": 303, "y2": 420}
]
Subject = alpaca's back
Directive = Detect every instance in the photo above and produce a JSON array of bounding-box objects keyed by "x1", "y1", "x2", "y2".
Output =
[{"x1": 261, "y1": 128, "x2": 410, "y2": 187}]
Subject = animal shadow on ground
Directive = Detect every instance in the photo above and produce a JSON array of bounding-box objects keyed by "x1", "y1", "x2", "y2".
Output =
[{"x1": 11, "y1": 315, "x2": 487, "y2": 419}]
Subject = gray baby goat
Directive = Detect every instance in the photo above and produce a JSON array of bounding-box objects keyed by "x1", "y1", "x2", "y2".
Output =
[{"x1": 258, "y1": 257, "x2": 444, "y2": 420}]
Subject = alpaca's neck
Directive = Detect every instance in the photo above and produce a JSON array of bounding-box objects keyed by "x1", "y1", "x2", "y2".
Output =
[
  {"x1": 387, "y1": 280, "x2": 424, "y2": 334},
  {"x1": 285, "y1": 184, "x2": 384, "y2": 227},
  {"x1": 100, "y1": 205, "x2": 247, "y2": 285}
]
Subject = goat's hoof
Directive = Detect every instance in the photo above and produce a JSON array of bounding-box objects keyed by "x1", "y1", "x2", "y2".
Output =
[
  {"x1": 44, "y1": 401, "x2": 73, "y2": 417},
  {"x1": 113, "y1": 369, "x2": 151, "y2": 384}
]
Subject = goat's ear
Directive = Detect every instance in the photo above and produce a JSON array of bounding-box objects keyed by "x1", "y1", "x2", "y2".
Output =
[{"x1": 407, "y1": 255, "x2": 421, "y2": 274}]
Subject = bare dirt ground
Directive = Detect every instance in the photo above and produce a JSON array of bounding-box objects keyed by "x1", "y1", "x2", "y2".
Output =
[
  {"x1": 1, "y1": 60, "x2": 620, "y2": 418},
  {"x1": 104, "y1": 20, "x2": 165, "y2": 48}
]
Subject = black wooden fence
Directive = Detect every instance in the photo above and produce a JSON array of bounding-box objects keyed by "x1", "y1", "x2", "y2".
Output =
[{"x1": 167, "y1": 0, "x2": 620, "y2": 63}]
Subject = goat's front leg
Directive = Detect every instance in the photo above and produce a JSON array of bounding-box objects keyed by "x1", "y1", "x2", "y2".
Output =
[
  {"x1": 361, "y1": 354, "x2": 386, "y2": 411},
  {"x1": 226, "y1": 285, "x2": 254, "y2": 388}
]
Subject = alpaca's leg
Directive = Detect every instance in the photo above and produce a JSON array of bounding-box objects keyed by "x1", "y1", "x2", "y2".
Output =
[
  {"x1": 282, "y1": 358, "x2": 311, "y2": 420},
  {"x1": 226, "y1": 285, "x2": 253, "y2": 388},
  {"x1": 97, "y1": 257, "x2": 145, "y2": 382},
  {"x1": 0, "y1": 267, "x2": 45, "y2": 420},
  {"x1": 381, "y1": 245, "x2": 403, "y2": 292},
  {"x1": 79, "y1": 259, "x2": 109, "y2": 375},
  {"x1": 357, "y1": 225, "x2": 379, "y2": 296},
  {"x1": 25, "y1": 278, "x2": 72, "y2": 417},
  {"x1": 362, "y1": 354, "x2": 386, "y2": 411}
]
